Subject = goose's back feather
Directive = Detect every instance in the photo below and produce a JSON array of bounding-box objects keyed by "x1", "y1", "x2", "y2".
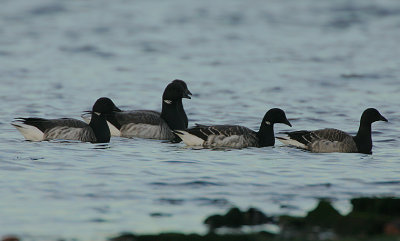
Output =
[
  {"x1": 16, "y1": 118, "x2": 87, "y2": 133},
  {"x1": 114, "y1": 110, "x2": 174, "y2": 139},
  {"x1": 311, "y1": 128, "x2": 352, "y2": 142},
  {"x1": 282, "y1": 128, "x2": 357, "y2": 153},
  {"x1": 193, "y1": 124, "x2": 257, "y2": 139},
  {"x1": 115, "y1": 110, "x2": 162, "y2": 126},
  {"x1": 182, "y1": 125, "x2": 259, "y2": 148}
]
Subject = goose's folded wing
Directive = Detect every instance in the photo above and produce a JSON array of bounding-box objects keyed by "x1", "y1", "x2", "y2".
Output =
[
  {"x1": 15, "y1": 118, "x2": 87, "y2": 133},
  {"x1": 284, "y1": 128, "x2": 352, "y2": 145},
  {"x1": 279, "y1": 128, "x2": 357, "y2": 152},
  {"x1": 114, "y1": 110, "x2": 162, "y2": 126},
  {"x1": 187, "y1": 125, "x2": 255, "y2": 140},
  {"x1": 311, "y1": 128, "x2": 352, "y2": 142},
  {"x1": 44, "y1": 125, "x2": 95, "y2": 141}
]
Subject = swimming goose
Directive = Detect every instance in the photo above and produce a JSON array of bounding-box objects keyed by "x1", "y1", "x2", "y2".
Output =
[
  {"x1": 12, "y1": 97, "x2": 117, "y2": 143},
  {"x1": 277, "y1": 108, "x2": 388, "y2": 154},
  {"x1": 82, "y1": 80, "x2": 191, "y2": 140},
  {"x1": 173, "y1": 108, "x2": 292, "y2": 148}
]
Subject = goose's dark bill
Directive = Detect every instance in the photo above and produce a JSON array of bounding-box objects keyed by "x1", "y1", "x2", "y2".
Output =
[
  {"x1": 172, "y1": 79, "x2": 192, "y2": 99},
  {"x1": 277, "y1": 108, "x2": 388, "y2": 154},
  {"x1": 282, "y1": 119, "x2": 292, "y2": 127},
  {"x1": 379, "y1": 115, "x2": 388, "y2": 122},
  {"x1": 183, "y1": 90, "x2": 192, "y2": 99}
]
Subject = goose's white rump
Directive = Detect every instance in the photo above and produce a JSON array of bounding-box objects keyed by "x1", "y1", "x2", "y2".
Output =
[
  {"x1": 276, "y1": 137, "x2": 306, "y2": 149},
  {"x1": 173, "y1": 130, "x2": 205, "y2": 146},
  {"x1": 12, "y1": 122, "x2": 44, "y2": 141}
]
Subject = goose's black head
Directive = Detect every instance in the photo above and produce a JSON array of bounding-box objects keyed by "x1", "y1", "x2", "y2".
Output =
[
  {"x1": 92, "y1": 97, "x2": 122, "y2": 114},
  {"x1": 162, "y1": 81, "x2": 190, "y2": 104},
  {"x1": 262, "y1": 108, "x2": 292, "y2": 127},
  {"x1": 172, "y1": 79, "x2": 192, "y2": 99},
  {"x1": 360, "y1": 108, "x2": 388, "y2": 125},
  {"x1": 257, "y1": 108, "x2": 291, "y2": 147}
]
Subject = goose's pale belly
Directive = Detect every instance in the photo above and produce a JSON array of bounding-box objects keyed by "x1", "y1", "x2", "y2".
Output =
[{"x1": 120, "y1": 122, "x2": 175, "y2": 140}]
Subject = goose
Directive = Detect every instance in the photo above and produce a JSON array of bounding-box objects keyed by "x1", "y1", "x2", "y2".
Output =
[
  {"x1": 173, "y1": 108, "x2": 292, "y2": 148},
  {"x1": 11, "y1": 97, "x2": 117, "y2": 143},
  {"x1": 81, "y1": 80, "x2": 191, "y2": 140},
  {"x1": 277, "y1": 108, "x2": 388, "y2": 154}
]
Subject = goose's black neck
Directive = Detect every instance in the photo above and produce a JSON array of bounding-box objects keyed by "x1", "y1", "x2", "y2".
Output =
[
  {"x1": 353, "y1": 122, "x2": 372, "y2": 154},
  {"x1": 104, "y1": 112, "x2": 121, "y2": 130},
  {"x1": 161, "y1": 101, "x2": 185, "y2": 130},
  {"x1": 89, "y1": 113, "x2": 111, "y2": 143},
  {"x1": 176, "y1": 99, "x2": 188, "y2": 128},
  {"x1": 257, "y1": 123, "x2": 275, "y2": 147}
]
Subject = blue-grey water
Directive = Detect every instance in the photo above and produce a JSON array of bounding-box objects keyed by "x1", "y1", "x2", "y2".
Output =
[{"x1": 1, "y1": 0, "x2": 400, "y2": 240}]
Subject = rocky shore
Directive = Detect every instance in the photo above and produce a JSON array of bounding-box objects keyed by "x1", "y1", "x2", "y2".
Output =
[{"x1": 3, "y1": 197, "x2": 400, "y2": 241}]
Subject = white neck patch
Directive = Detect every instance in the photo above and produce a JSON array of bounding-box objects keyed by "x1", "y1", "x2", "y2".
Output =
[
  {"x1": 265, "y1": 121, "x2": 271, "y2": 125},
  {"x1": 94, "y1": 112, "x2": 101, "y2": 116},
  {"x1": 164, "y1": 100, "x2": 172, "y2": 104}
]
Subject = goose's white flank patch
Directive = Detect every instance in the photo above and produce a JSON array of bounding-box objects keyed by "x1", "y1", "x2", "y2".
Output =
[
  {"x1": 277, "y1": 136, "x2": 307, "y2": 148},
  {"x1": 174, "y1": 130, "x2": 204, "y2": 146},
  {"x1": 12, "y1": 122, "x2": 44, "y2": 141},
  {"x1": 81, "y1": 115, "x2": 120, "y2": 136},
  {"x1": 107, "y1": 121, "x2": 121, "y2": 136}
]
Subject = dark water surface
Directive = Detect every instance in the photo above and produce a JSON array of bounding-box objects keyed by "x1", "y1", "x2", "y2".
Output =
[{"x1": 1, "y1": 0, "x2": 400, "y2": 240}]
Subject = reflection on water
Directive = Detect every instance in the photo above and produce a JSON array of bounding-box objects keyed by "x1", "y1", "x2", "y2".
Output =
[
  {"x1": 92, "y1": 144, "x2": 112, "y2": 150},
  {"x1": 1, "y1": 0, "x2": 400, "y2": 240}
]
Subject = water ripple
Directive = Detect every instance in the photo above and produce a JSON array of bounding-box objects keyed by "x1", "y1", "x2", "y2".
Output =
[
  {"x1": 59, "y1": 45, "x2": 115, "y2": 58},
  {"x1": 150, "y1": 180, "x2": 226, "y2": 187}
]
